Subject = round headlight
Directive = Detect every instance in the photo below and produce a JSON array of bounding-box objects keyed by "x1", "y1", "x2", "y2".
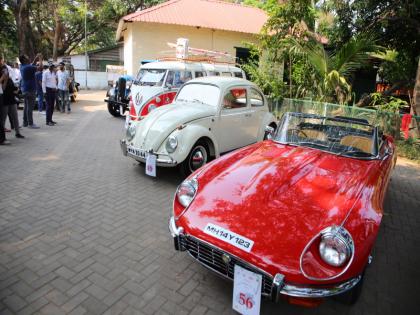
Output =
[
  {"x1": 166, "y1": 135, "x2": 178, "y2": 153},
  {"x1": 126, "y1": 124, "x2": 136, "y2": 141},
  {"x1": 319, "y1": 226, "x2": 352, "y2": 267},
  {"x1": 148, "y1": 104, "x2": 157, "y2": 112},
  {"x1": 176, "y1": 178, "x2": 198, "y2": 208}
]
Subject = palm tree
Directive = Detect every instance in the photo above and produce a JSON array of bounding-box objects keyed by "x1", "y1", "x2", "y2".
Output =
[{"x1": 291, "y1": 33, "x2": 384, "y2": 104}]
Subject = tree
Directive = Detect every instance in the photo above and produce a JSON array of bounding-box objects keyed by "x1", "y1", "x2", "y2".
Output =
[
  {"x1": 291, "y1": 33, "x2": 385, "y2": 104},
  {"x1": 7, "y1": 0, "x2": 36, "y2": 58},
  {"x1": 2, "y1": 0, "x2": 164, "y2": 59},
  {"x1": 0, "y1": 0, "x2": 18, "y2": 60}
]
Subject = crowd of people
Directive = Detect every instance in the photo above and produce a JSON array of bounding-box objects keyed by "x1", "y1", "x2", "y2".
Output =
[{"x1": 0, "y1": 54, "x2": 73, "y2": 145}]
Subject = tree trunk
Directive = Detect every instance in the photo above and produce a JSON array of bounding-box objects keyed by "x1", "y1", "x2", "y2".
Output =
[
  {"x1": 52, "y1": 8, "x2": 61, "y2": 61},
  {"x1": 12, "y1": 0, "x2": 35, "y2": 59}
]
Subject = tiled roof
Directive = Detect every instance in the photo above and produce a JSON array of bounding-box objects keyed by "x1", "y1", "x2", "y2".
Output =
[{"x1": 121, "y1": 0, "x2": 267, "y2": 34}]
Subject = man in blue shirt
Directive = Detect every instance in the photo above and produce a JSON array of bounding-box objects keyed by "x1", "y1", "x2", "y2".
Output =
[{"x1": 19, "y1": 54, "x2": 43, "y2": 128}]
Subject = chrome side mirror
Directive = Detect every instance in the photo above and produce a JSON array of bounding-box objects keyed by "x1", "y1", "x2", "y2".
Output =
[
  {"x1": 265, "y1": 125, "x2": 275, "y2": 140},
  {"x1": 382, "y1": 147, "x2": 391, "y2": 160}
]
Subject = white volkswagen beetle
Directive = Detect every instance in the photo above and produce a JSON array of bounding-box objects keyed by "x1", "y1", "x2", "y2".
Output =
[{"x1": 120, "y1": 77, "x2": 277, "y2": 175}]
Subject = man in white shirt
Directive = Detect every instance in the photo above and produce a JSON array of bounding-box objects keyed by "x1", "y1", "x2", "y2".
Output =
[
  {"x1": 57, "y1": 62, "x2": 70, "y2": 113},
  {"x1": 42, "y1": 63, "x2": 58, "y2": 126}
]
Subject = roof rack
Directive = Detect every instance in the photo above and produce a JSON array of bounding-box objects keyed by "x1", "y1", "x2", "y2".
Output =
[{"x1": 157, "y1": 40, "x2": 237, "y2": 65}]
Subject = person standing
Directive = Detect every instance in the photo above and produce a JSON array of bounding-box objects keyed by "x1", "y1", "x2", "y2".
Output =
[
  {"x1": 0, "y1": 56, "x2": 9, "y2": 144},
  {"x1": 35, "y1": 65, "x2": 44, "y2": 113},
  {"x1": 20, "y1": 54, "x2": 42, "y2": 129},
  {"x1": 2, "y1": 77, "x2": 24, "y2": 140},
  {"x1": 42, "y1": 63, "x2": 58, "y2": 126},
  {"x1": 57, "y1": 62, "x2": 70, "y2": 113}
]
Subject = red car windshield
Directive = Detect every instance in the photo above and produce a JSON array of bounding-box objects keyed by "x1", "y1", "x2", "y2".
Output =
[{"x1": 274, "y1": 112, "x2": 378, "y2": 158}]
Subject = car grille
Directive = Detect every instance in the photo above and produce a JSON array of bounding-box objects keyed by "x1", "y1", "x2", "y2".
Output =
[{"x1": 179, "y1": 235, "x2": 273, "y2": 296}]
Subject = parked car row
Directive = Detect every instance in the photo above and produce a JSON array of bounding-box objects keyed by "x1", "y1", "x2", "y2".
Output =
[
  {"x1": 118, "y1": 76, "x2": 396, "y2": 309},
  {"x1": 105, "y1": 60, "x2": 245, "y2": 118}
]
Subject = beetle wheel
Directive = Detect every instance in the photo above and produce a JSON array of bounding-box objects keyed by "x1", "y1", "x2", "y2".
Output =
[{"x1": 180, "y1": 142, "x2": 208, "y2": 176}]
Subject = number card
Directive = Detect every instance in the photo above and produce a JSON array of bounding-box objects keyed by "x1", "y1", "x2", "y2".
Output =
[
  {"x1": 145, "y1": 153, "x2": 157, "y2": 177},
  {"x1": 233, "y1": 265, "x2": 261, "y2": 315}
]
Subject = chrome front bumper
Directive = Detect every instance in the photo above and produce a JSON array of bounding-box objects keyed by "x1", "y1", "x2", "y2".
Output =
[
  {"x1": 169, "y1": 216, "x2": 362, "y2": 301},
  {"x1": 120, "y1": 140, "x2": 178, "y2": 166}
]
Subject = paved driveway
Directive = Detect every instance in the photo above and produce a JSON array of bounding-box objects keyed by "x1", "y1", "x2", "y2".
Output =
[{"x1": 1, "y1": 91, "x2": 419, "y2": 315}]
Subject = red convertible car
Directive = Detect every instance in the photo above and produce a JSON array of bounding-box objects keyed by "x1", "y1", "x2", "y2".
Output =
[{"x1": 169, "y1": 112, "x2": 396, "y2": 306}]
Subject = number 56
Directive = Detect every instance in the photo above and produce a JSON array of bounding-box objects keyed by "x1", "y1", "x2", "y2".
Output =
[{"x1": 239, "y1": 293, "x2": 253, "y2": 309}]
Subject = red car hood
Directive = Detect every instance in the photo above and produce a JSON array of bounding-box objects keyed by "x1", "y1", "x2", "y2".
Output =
[{"x1": 179, "y1": 141, "x2": 380, "y2": 281}]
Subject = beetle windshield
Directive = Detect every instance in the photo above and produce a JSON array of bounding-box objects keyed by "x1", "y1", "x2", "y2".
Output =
[
  {"x1": 274, "y1": 112, "x2": 378, "y2": 158},
  {"x1": 176, "y1": 84, "x2": 220, "y2": 107},
  {"x1": 135, "y1": 69, "x2": 166, "y2": 86}
]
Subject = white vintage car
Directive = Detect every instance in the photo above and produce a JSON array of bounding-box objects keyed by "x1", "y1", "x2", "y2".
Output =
[{"x1": 120, "y1": 77, "x2": 277, "y2": 175}]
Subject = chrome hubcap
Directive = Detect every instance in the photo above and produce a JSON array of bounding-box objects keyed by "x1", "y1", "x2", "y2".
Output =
[{"x1": 190, "y1": 146, "x2": 207, "y2": 172}]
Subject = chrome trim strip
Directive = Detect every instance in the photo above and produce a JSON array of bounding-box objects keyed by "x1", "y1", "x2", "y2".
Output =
[
  {"x1": 169, "y1": 216, "x2": 183, "y2": 237},
  {"x1": 280, "y1": 276, "x2": 362, "y2": 298}
]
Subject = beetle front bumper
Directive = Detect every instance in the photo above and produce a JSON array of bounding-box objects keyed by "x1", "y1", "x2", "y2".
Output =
[
  {"x1": 120, "y1": 140, "x2": 178, "y2": 167},
  {"x1": 169, "y1": 216, "x2": 362, "y2": 301}
]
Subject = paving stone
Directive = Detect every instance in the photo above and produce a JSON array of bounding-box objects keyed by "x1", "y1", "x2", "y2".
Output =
[{"x1": 3, "y1": 294, "x2": 28, "y2": 312}]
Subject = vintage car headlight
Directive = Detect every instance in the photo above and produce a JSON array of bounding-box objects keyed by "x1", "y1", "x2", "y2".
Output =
[
  {"x1": 319, "y1": 226, "x2": 353, "y2": 267},
  {"x1": 176, "y1": 178, "x2": 198, "y2": 208},
  {"x1": 126, "y1": 124, "x2": 136, "y2": 141},
  {"x1": 166, "y1": 135, "x2": 178, "y2": 153}
]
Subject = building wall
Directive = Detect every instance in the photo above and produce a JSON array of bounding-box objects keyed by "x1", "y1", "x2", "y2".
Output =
[
  {"x1": 123, "y1": 22, "x2": 258, "y2": 75},
  {"x1": 75, "y1": 70, "x2": 108, "y2": 90},
  {"x1": 124, "y1": 24, "x2": 134, "y2": 75}
]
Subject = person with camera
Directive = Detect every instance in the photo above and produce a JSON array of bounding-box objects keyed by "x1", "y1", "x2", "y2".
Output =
[{"x1": 19, "y1": 53, "x2": 43, "y2": 129}]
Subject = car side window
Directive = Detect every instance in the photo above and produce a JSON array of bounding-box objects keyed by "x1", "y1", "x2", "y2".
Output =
[
  {"x1": 221, "y1": 72, "x2": 232, "y2": 77},
  {"x1": 195, "y1": 71, "x2": 206, "y2": 78},
  {"x1": 166, "y1": 70, "x2": 192, "y2": 88},
  {"x1": 249, "y1": 88, "x2": 264, "y2": 107},
  {"x1": 234, "y1": 72, "x2": 243, "y2": 78},
  {"x1": 222, "y1": 88, "x2": 247, "y2": 110},
  {"x1": 208, "y1": 71, "x2": 220, "y2": 76}
]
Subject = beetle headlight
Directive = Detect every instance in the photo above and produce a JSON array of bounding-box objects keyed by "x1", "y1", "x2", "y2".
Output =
[
  {"x1": 176, "y1": 178, "x2": 198, "y2": 208},
  {"x1": 319, "y1": 226, "x2": 353, "y2": 267},
  {"x1": 166, "y1": 135, "x2": 178, "y2": 153},
  {"x1": 126, "y1": 123, "x2": 136, "y2": 141}
]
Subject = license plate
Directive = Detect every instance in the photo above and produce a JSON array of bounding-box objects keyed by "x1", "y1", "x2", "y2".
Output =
[
  {"x1": 233, "y1": 265, "x2": 261, "y2": 315},
  {"x1": 127, "y1": 146, "x2": 147, "y2": 158},
  {"x1": 203, "y1": 223, "x2": 254, "y2": 253},
  {"x1": 146, "y1": 153, "x2": 157, "y2": 177}
]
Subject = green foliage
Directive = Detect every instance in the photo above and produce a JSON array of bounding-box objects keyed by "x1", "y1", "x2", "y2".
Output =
[
  {"x1": 0, "y1": 0, "x2": 18, "y2": 60},
  {"x1": 289, "y1": 32, "x2": 385, "y2": 104},
  {"x1": 320, "y1": 0, "x2": 420, "y2": 87},
  {"x1": 396, "y1": 138, "x2": 420, "y2": 162},
  {"x1": 368, "y1": 93, "x2": 409, "y2": 113},
  {"x1": 1, "y1": 0, "x2": 164, "y2": 58},
  {"x1": 242, "y1": 45, "x2": 285, "y2": 100},
  {"x1": 378, "y1": 51, "x2": 417, "y2": 86},
  {"x1": 242, "y1": 0, "x2": 279, "y2": 12}
]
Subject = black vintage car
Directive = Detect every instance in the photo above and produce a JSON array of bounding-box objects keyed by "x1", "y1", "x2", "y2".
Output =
[{"x1": 105, "y1": 75, "x2": 133, "y2": 117}]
